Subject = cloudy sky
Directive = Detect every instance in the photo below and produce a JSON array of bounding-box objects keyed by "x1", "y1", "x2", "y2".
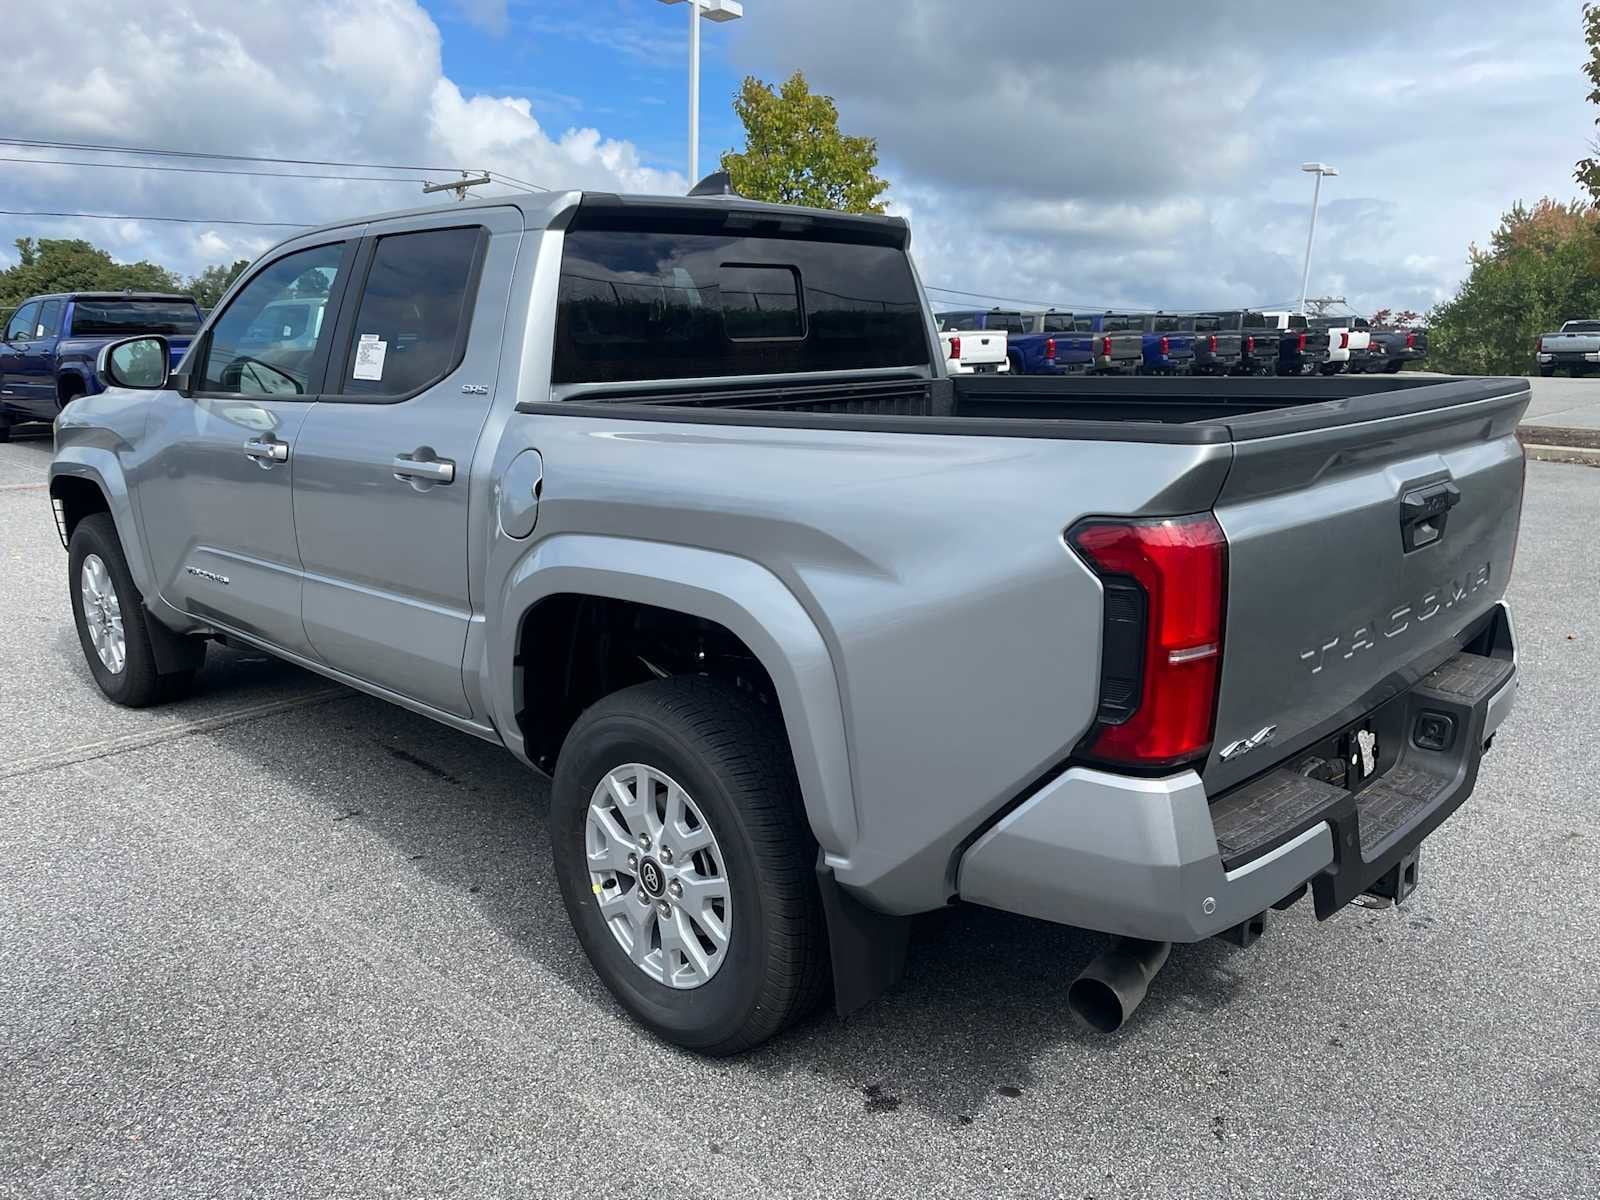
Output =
[{"x1": 1, "y1": 0, "x2": 1593, "y2": 316}]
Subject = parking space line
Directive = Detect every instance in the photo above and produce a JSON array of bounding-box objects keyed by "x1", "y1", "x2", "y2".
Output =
[
  {"x1": 0, "y1": 481, "x2": 47, "y2": 491},
  {"x1": 0, "y1": 687, "x2": 352, "y2": 781}
]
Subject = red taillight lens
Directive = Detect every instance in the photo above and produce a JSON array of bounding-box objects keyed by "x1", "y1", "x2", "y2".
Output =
[
  {"x1": 1297, "y1": 332, "x2": 1307, "y2": 352},
  {"x1": 1340, "y1": 331, "x2": 1349, "y2": 349},
  {"x1": 1245, "y1": 335, "x2": 1255, "y2": 353},
  {"x1": 1408, "y1": 332, "x2": 1417, "y2": 349},
  {"x1": 1208, "y1": 334, "x2": 1218, "y2": 353},
  {"x1": 1045, "y1": 336, "x2": 1056, "y2": 359},
  {"x1": 1069, "y1": 514, "x2": 1227, "y2": 769},
  {"x1": 1100, "y1": 335, "x2": 1112, "y2": 357},
  {"x1": 1159, "y1": 335, "x2": 1169, "y2": 355},
  {"x1": 948, "y1": 335, "x2": 961, "y2": 360}
]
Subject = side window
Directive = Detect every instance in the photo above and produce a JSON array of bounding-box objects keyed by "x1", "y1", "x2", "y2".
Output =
[
  {"x1": 6, "y1": 302, "x2": 40, "y2": 342},
  {"x1": 338, "y1": 226, "x2": 482, "y2": 399},
  {"x1": 202, "y1": 243, "x2": 347, "y2": 396},
  {"x1": 37, "y1": 300, "x2": 62, "y2": 337}
]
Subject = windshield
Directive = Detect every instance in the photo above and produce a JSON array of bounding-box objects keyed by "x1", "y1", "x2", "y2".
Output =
[{"x1": 70, "y1": 300, "x2": 201, "y2": 337}]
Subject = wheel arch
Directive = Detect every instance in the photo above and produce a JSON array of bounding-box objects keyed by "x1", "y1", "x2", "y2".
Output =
[
  {"x1": 492, "y1": 534, "x2": 858, "y2": 861},
  {"x1": 48, "y1": 454, "x2": 156, "y2": 598}
]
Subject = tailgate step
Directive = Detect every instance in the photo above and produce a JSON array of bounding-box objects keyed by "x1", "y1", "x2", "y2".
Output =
[
  {"x1": 1354, "y1": 763, "x2": 1449, "y2": 857},
  {"x1": 1416, "y1": 652, "x2": 1514, "y2": 705},
  {"x1": 1211, "y1": 769, "x2": 1347, "y2": 870}
]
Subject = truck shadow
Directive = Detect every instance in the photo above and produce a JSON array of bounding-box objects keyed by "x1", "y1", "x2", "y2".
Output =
[{"x1": 187, "y1": 678, "x2": 1256, "y2": 1124}]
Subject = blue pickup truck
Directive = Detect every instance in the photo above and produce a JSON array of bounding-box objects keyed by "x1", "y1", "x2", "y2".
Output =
[{"x1": 0, "y1": 292, "x2": 201, "y2": 438}]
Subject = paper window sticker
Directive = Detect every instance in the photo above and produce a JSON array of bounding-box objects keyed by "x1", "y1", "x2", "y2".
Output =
[{"x1": 352, "y1": 332, "x2": 388, "y2": 380}]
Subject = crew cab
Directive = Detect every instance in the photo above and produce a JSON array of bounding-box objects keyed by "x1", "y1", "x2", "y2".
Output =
[
  {"x1": 51, "y1": 190, "x2": 1525, "y2": 1052},
  {"x1": 1535, "y1": 320, "x2": 1600, "y2": 376},
  {"x1": 0, "y1": 292, "x2": 200, "y2": 438},
  {"x1": 1309, "y1": 315, "x2": 1373, "y2": 375}
]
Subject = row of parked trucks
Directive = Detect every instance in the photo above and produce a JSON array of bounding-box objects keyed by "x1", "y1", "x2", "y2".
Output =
[{"x1": 937, "y1": 308, "x2": 1428, "y2": 378}]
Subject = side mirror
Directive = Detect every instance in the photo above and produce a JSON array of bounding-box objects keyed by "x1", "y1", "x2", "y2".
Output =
[{"x1": 97, "y1": 335, "x2": 170, "y2": 390}]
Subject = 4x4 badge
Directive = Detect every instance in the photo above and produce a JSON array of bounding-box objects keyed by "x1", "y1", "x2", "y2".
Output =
[{"x1": 1219, "y1": 724, "x2": 1277, "y2": 762}]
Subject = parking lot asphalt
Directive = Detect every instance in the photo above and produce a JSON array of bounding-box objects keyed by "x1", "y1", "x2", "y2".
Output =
[{"x1": 2, "y1": 423, "x2": 1598, "y2": 1199}]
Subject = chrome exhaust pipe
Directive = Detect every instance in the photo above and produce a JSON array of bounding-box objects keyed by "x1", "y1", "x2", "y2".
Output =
[{"x1": 1066, "y1": 938, "x2": 1172, "y2": 1033}]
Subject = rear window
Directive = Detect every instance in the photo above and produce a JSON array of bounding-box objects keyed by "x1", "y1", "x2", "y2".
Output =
[
  {"x1": 1101, "y1": 315, "x2": 1141, "y2": 332},
  {"x1": 70, "y1": 300, "x2": 201, "y2": 336},
  {"x1": 981, "y1": 312, "x2": 1028, "y2": 335},
  {"x1": 1192, "y1": 315, "x2": 1222, "y2": 333},
  {"x1": 554, "y1": 229, "x2": 929, "y2": 384},
  {"x1": 1042, "y1": 313, "x2": 1074, "y2": 333},
  {"x1": 1150, "y1": 316, "x2": 1182, "y2": 332},
  {"x1": 1242, "y1": 311, "x2": 1273, "y2": 329},
  {"x1": 1564, "y1": 320, "x2": 1600, "y2": 332},
  {"x1": 1288, "y1": 315, "x2": 1308, "y2": 330}
]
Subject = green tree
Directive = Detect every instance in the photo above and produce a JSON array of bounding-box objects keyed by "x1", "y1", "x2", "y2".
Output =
[
  {"x1": 718, "y1": 72, "x2": 890, "y2": 214},
  {"x1": 1427, "y1": 198, "x2": 1600, "y2": 374},
  {"x1": 0, "y1": 238, "x2": 181, "y2": 307},
  {"x1": 1576, "y1": 2, "x2": 1600, "y2": 201},
  {"x1": 186, "y1": 259, "x2": 250, "y2": 309}
]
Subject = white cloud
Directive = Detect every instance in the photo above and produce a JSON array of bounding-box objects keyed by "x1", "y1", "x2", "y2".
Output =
[{"x1": 0, "y1": 0, "x2": 685, "y2": 283}]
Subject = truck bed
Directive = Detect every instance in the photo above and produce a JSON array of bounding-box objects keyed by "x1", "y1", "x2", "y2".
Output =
[{"x1": 526, "y1": 372, "x2": 1527, "y2": 446}]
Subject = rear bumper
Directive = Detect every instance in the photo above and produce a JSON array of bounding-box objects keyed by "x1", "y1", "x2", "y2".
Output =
[{"x1": 957, "y1": 604, "x2": 1517, "y2": 942}]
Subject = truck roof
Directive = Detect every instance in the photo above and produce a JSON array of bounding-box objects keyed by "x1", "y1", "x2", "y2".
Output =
[
  {"x1": 25, "y1": 292, "x2": 197, "y2": 303},
  {"x1": 277, "y1": 188, "x2": 912, "y2": 253}
]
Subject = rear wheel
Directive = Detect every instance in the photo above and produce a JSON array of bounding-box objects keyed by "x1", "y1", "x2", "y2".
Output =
[
  {"x1": 1538, "y1": 364, "x2": 1556, "y2": 378},
  {"x1": 551, "y1": 676, "x2": 827, "y2": 1055},
  {"x1": 68, "y1": 514, "x2": 200, "y2": 707}
]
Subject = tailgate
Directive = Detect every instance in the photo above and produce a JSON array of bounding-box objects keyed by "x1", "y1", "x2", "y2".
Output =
[
  {"x1": 1203, "y1": 378, "x2": 1528, "y2": 794},
  {"x1": 960, "y1": 331, "x2": 1008, "y2": 366}
]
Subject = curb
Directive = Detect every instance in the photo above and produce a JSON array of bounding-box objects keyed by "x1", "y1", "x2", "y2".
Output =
[{"x1": 1521, "y1": 442, "x2": 1600, "y2": 467}]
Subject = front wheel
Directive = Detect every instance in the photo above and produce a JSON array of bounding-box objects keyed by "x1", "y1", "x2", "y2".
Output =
[
  {"x1": 68, "y1": 514, "x2": 201, "y2": 707},
  {"x1": 551, "y1": 677, "x2": 828, "y2": 1055}
]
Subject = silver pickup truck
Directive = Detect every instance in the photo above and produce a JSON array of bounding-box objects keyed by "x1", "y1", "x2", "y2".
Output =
[
  {"x1": 1536, "y1": 319, "x2": 1600, "y2": 376},
  {"x1": 50, "y1": 191, "x2": 1526, "y2": 1053}
]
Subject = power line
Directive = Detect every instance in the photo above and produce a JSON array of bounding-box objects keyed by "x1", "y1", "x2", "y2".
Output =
[
  {"x1": 0, "y1": 136, "x2": 469, "y2": 175},
  {"x1": 486, "y1": 169, "x2": 551, "y2": 192},
  {"x1": 0, "y1": 155, "x2": 440, "y2": 185},
  {"x1": 0, "y1": 208, "x2": 308, "y2": 229}
]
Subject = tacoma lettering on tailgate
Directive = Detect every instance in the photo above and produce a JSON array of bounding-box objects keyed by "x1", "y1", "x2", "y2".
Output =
[{"x1": 1299, "y1": 562, "x2": 1491, "y2": 675}]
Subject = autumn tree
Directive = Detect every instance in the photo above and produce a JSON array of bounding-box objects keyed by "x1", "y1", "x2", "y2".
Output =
[
  {"x1": 719, "y1": 72, "x2": 890, "y2": 214},
  {"x1": 1427, "y1": 199, "x2": 1600, "y2": 374}
]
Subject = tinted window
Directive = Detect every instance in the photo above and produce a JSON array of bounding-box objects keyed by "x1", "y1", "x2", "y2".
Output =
[
  {"x1": 1242, "y1": 311, "x2": 1272, "y2": 329},
  {"x1": 70, "y1": 300, "x2": 200, "y2": 336},
  {"x1": 5, "y1": 302, "x2": 40, "y2": 341},
  {"x1": 1102, "y1": 315, "x2": 1140, "y2": 332},
  {"x1": 340, "y1": 226, "x2": 483, "y2": 398},
  {"x1": 984, "y1": 312, "x2": 1029, "y2": 335},
  {"x1": 719, "y1": 264, "x2": 803, "y2": 339},
  {"x1": 202, "y1": 243, "x2": 346, "y2": 396},
  {"x1": 37, "y1": 299, "x2": 63, "y2": 337},
  {"x1": 1192, "y1": 315, "x2": 1221, "y2": 333},
  {"x1": 554, "y1": 229, "x2": 929, "y2": 384},
  {"x1": 1566, "y1": 320, "x2": 1600, "y2": 332},
  {"x1": 1073, "y1": 319, "x2": 1094, "y2": 332},
  {"x1": 1151, "y1": 316, "x2": 1181, "y2": 332},
  {"x1": 1042, "y1": 313, "x2": 1074, "y2": 333}
]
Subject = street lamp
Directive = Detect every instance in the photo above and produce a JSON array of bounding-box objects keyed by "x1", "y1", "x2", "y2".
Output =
[
  {"x1": 657, "y1": 0, "x2": 744, "y2": 186},
  {"x1": 1298, "y1": 161, "x2": 1338, "y2": 315}
]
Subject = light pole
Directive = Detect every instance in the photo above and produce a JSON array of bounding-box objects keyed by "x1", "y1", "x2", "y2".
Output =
[
  {"x1": 1298, "y1": 162, "x2": 1338, "y2": 315},
  {"x1": 657, "y1": 0, "x2": 744, "y2": 186}
]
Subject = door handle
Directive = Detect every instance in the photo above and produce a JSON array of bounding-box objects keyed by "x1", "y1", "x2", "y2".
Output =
[
  {"x1": 243, "y1": 437, "x2": 289, "y2": 463},
  {"x1": 392, "y1": 455, "x2": 455, "y2": 485}
]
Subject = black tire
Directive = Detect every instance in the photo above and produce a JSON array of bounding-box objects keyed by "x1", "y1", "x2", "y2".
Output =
[
  {"x1": 68, "y1": 513, "x2": 199, "y2": 707},
  {"x1": 1538, "y1": 364, "x2": 1556, "y2": 377},
  {"x1": 551, "y1": 676, "x2": 828, "y2": 1055},
  {"x1": 0, "y1": 411, "x2": 11, "y2": 443},
  {"x1": 1386, "y1": 361, "x2": 1405, "y2": 374}
]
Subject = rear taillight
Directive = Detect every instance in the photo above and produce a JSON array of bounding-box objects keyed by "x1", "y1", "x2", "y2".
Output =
[
  {"x1": 1297, "y1": 332, "x2": 1307, "y2": 352},
  {"x1": 1045, "y1": 337, "x2": 1056, "y2": 359},
  {"x1": 948, "y1": 335, "x2": 961, "y2": 360},
  {"x1": 1068, "y1": 514, "x2": 1227, "y2": 769},
  {"x1": 1207, "y1": 334, "x2": 1218, "y2": 353},
  {"x1": 1340, "y1": 331, "x2": 1349, "y2": 349},
  {"x1": 1408, "y1": 332, "x2": 1416, "y2": 349},
  {"x1": 1100, "y1": 335, "x2": 1112, "y2": 357},
  {"x1": 1159, "y1": 336, "x2": 1169, "y2": 355},
  {"x1": 1245, "y1": 335, "x2": 1255, "y2": 354}
]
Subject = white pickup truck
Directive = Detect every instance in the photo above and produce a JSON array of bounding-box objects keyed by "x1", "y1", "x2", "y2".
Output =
[
  {"x1": 1310, "y1": 315, "x2": 1373, "y2": 375},
  {"x1": 937, "y1": 324, "x2": 1008, "y2": 374},
  {"x1": 1535, "y1": 320, "x2": 1600, "y2": 376}
]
